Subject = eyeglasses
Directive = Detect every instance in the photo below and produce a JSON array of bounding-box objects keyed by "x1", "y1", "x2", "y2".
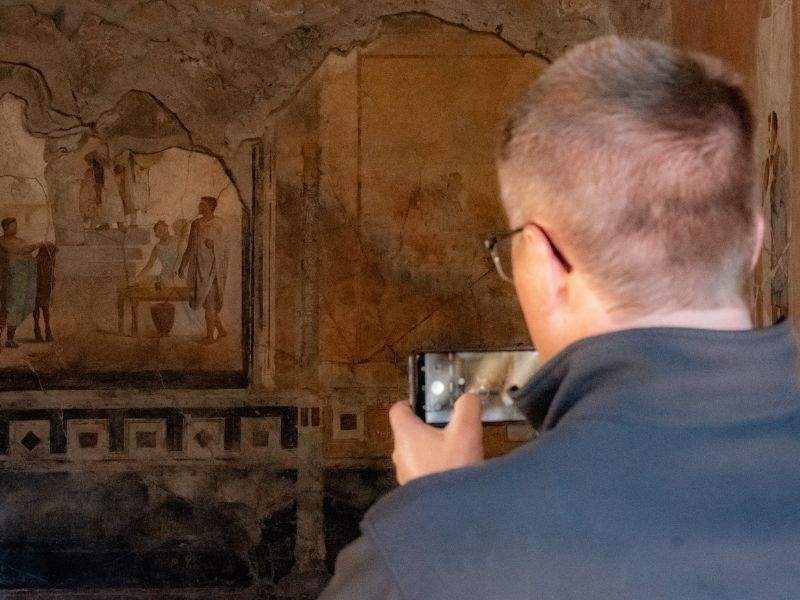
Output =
[{"x1": 484, "y1": 224, "x2": 572, "y2": 283}]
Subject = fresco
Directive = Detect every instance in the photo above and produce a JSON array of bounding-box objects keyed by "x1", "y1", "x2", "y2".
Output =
[
  {"x1": 0, "y1": 95, "x2": 244, "y2": 389},
  {"x1": 753, "y1": 0, "x2": 793, "y2": 325}
]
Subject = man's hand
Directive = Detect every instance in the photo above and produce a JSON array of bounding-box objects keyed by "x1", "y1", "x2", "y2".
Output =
[{"x1": 389, "y1": 394, "x2": 484, "y2": 485}]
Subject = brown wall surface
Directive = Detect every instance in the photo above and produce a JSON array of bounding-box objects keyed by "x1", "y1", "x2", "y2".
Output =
[
  {"x1": 671, "y1": 0, "x2": 760, "y2": 89},
  {"x1": 272, "y1": 18, "x2": 545, "y2": 463}
]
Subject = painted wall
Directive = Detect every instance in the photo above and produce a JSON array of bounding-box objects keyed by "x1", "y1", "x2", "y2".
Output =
[
  {"x1": 671, "y1": 0, "x2": 759, "y2": 89},
  {"x1": 0, "y1": 2, "x2": 672, "y2": 598},
  {"x1": 272, "y1": 17, "x2": 546, "y2": 463}
]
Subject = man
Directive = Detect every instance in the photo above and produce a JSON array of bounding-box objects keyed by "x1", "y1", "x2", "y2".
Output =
[
  {"x1": 33, "y1": 242, "x2": 57, "y2": 343},
  {"x1": 320, "y1": 37, "x2": 800, "y2": 599},
  {"x1": 116, "y1": 220, "x2": 182, "y2": 334},
  {"x1": 0, "y1": 217, "x2": 42, "y2": 348},
  {"x1": 178, "y1": 196, "x2": 228, "y2": 343}
]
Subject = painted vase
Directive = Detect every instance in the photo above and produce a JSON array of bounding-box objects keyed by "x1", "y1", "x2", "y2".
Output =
[{"x1": 150, "y1": 302, "x2": 175, "y2": 337}]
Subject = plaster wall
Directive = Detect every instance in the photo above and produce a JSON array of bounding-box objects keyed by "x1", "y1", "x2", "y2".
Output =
[{"x1": 272, "y1": 17, "x2": 547, "y2": 463}]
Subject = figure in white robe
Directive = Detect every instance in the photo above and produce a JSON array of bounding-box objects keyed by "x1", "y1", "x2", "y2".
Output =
[{"x1": 178, "y1": 196, "x2": 228, "y2": 343}]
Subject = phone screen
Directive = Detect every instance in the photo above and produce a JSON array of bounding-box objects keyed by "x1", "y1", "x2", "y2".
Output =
[{"x1": 410, "y1": 349, "x2": 539, "y2": 424}]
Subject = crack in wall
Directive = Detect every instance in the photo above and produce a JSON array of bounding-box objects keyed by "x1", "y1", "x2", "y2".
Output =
[{"x1": 0, "y1": 0, "x2": 669, "y2": 175}]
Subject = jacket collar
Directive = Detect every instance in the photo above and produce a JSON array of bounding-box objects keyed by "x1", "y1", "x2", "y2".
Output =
[{"x1": 511, "y1": 322, "x2": 800, "y2": 431}]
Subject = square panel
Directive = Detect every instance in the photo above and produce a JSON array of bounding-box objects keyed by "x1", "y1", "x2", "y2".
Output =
[
  {"x1": 240, "y1": 416, "x2": 286, "y2": 460},
  {"x1": 331, "y1": 405, "x2": 364, "y2": 440},
  {"x1": 9, "y1": 420, "x2": 51, "y2": 459},
  {"x1": 125, "y1": 418, "x2": 168, "y2": 459},
  {"x1": 339, "y1": 413, "x2": 358, "y2": 431},
  {"x1": 184, "y1": 417, "x2": 226, "y2": 459},
  {"x1": 67, "y1": 419, "x2": 110, "y2": 460}
]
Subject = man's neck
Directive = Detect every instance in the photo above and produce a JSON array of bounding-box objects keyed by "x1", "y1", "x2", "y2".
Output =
[
  {"x1": 609, "y1": 304, "x2": 754, "y2": 333},
  {"x1": 538, "y1": 304, "x2": 756, "y2": 364}
]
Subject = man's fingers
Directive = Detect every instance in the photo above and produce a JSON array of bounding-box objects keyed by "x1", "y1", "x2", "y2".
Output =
[{"x1": 447, "y1": 393, "x2": 483, "y2": 434}]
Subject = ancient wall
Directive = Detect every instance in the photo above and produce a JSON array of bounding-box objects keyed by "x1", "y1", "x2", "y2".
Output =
[
  {"x1": 272, "y1": 17, "x2": 549, "y2": 461},
  {"x1": 0, "y1": 2, "x2": 670, "y2": 598},
  {"x1": 673, "y1": 0, "x2": 798, "y2": 325}
]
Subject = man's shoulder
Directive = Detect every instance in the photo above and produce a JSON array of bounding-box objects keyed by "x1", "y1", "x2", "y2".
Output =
[
  {"x1": 357, "y1": 438, "x2": 574, "y2": 597},
  {"x1": 361, "y1": 417, "x2": 630, "y2": 551},
  {"x1": 364, "y1": 436, "x2": 558, "y2": 536}
]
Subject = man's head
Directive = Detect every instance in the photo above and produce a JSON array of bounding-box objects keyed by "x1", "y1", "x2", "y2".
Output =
[
  {"x1": 1, "y1": 217, "x2": 17, "y2": 236},
  {"x1": 199, "y1": 196, "x2": 218, "y2": 216},
  {"x1": 153, "y1": 220, "x2": 170, "y2": 240},
  {"x1": 497, "y1": 36, "x2": 760, "y2": 360}
]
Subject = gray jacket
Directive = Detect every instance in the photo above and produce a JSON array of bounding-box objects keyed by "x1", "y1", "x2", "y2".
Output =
[{"x1": 320, "y1": 324, "x2": 800, "y2": 599}]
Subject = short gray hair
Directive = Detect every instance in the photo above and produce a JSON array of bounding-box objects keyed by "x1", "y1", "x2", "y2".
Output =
[{"x1": 498, "y1": 36, "x2": 756, "y2": 314}]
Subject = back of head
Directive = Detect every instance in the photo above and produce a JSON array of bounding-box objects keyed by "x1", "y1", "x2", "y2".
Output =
[{"x1": 498, "y1": 36, "x2": 756, "y2": 315}]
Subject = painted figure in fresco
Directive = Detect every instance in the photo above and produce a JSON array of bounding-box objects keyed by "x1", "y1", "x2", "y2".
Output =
[
  {"x1": 763, "y1": 112, "x2": 790, "y2": 323},
  {"x1": 0, "y1": 217, "x2": 43, "y2": 348},
  {"x1": 116, "y1": 220, "x2": 184, "y2": 335},
  {"x1": 136, "y1": 220, "x2": 180, "y2": 286},
  {"x1": 178, "y1": 196, "x2": 228, "y2": 343},
  {"x1": 33, "y1": 243, "x2": 57, "y2": 342},
  {"x1": 78, "y1": 153, "x2": 126, "y2": 231}
]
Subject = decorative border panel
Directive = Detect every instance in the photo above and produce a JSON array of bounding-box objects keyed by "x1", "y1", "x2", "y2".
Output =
[{"x1": 0, "y1": 406, "x2": 298, "y2": 467}]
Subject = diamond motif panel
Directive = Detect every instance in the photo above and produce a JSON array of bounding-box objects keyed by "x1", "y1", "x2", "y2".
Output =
[
  {"x1": 185, "y1": 418, "x2": 225, "y2": 459},
  {"x1": 9, "y1": 421, "x2": 51, "y2": 459},
  {"x1": 21, "y1": 431, "x2": 41, "y2": 451}
]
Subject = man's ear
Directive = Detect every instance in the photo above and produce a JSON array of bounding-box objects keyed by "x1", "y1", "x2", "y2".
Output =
[
  {"x1": 521, "y1": 224, "x2": 569, "y2": 305},
  {"x1": 750, "y1": 212, "x2": 765, "y2": 271}
]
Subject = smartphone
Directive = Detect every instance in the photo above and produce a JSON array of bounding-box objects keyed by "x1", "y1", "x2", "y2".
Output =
[{"x1": 409, "y1": 348, "x2": 539, "y2": 425}]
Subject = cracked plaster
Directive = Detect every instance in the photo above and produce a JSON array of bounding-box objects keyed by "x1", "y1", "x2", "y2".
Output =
[{"x1": 0, "y1": 0, "x2": 670, "y2": 191}]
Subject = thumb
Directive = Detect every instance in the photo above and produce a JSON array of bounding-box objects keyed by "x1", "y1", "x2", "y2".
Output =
[
  {"x1": 446, "y1": 393, "x2": 482, "y2": 435},
  {"x1": 389, "y1": 401, "x2": 424, "y2": 438}
]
